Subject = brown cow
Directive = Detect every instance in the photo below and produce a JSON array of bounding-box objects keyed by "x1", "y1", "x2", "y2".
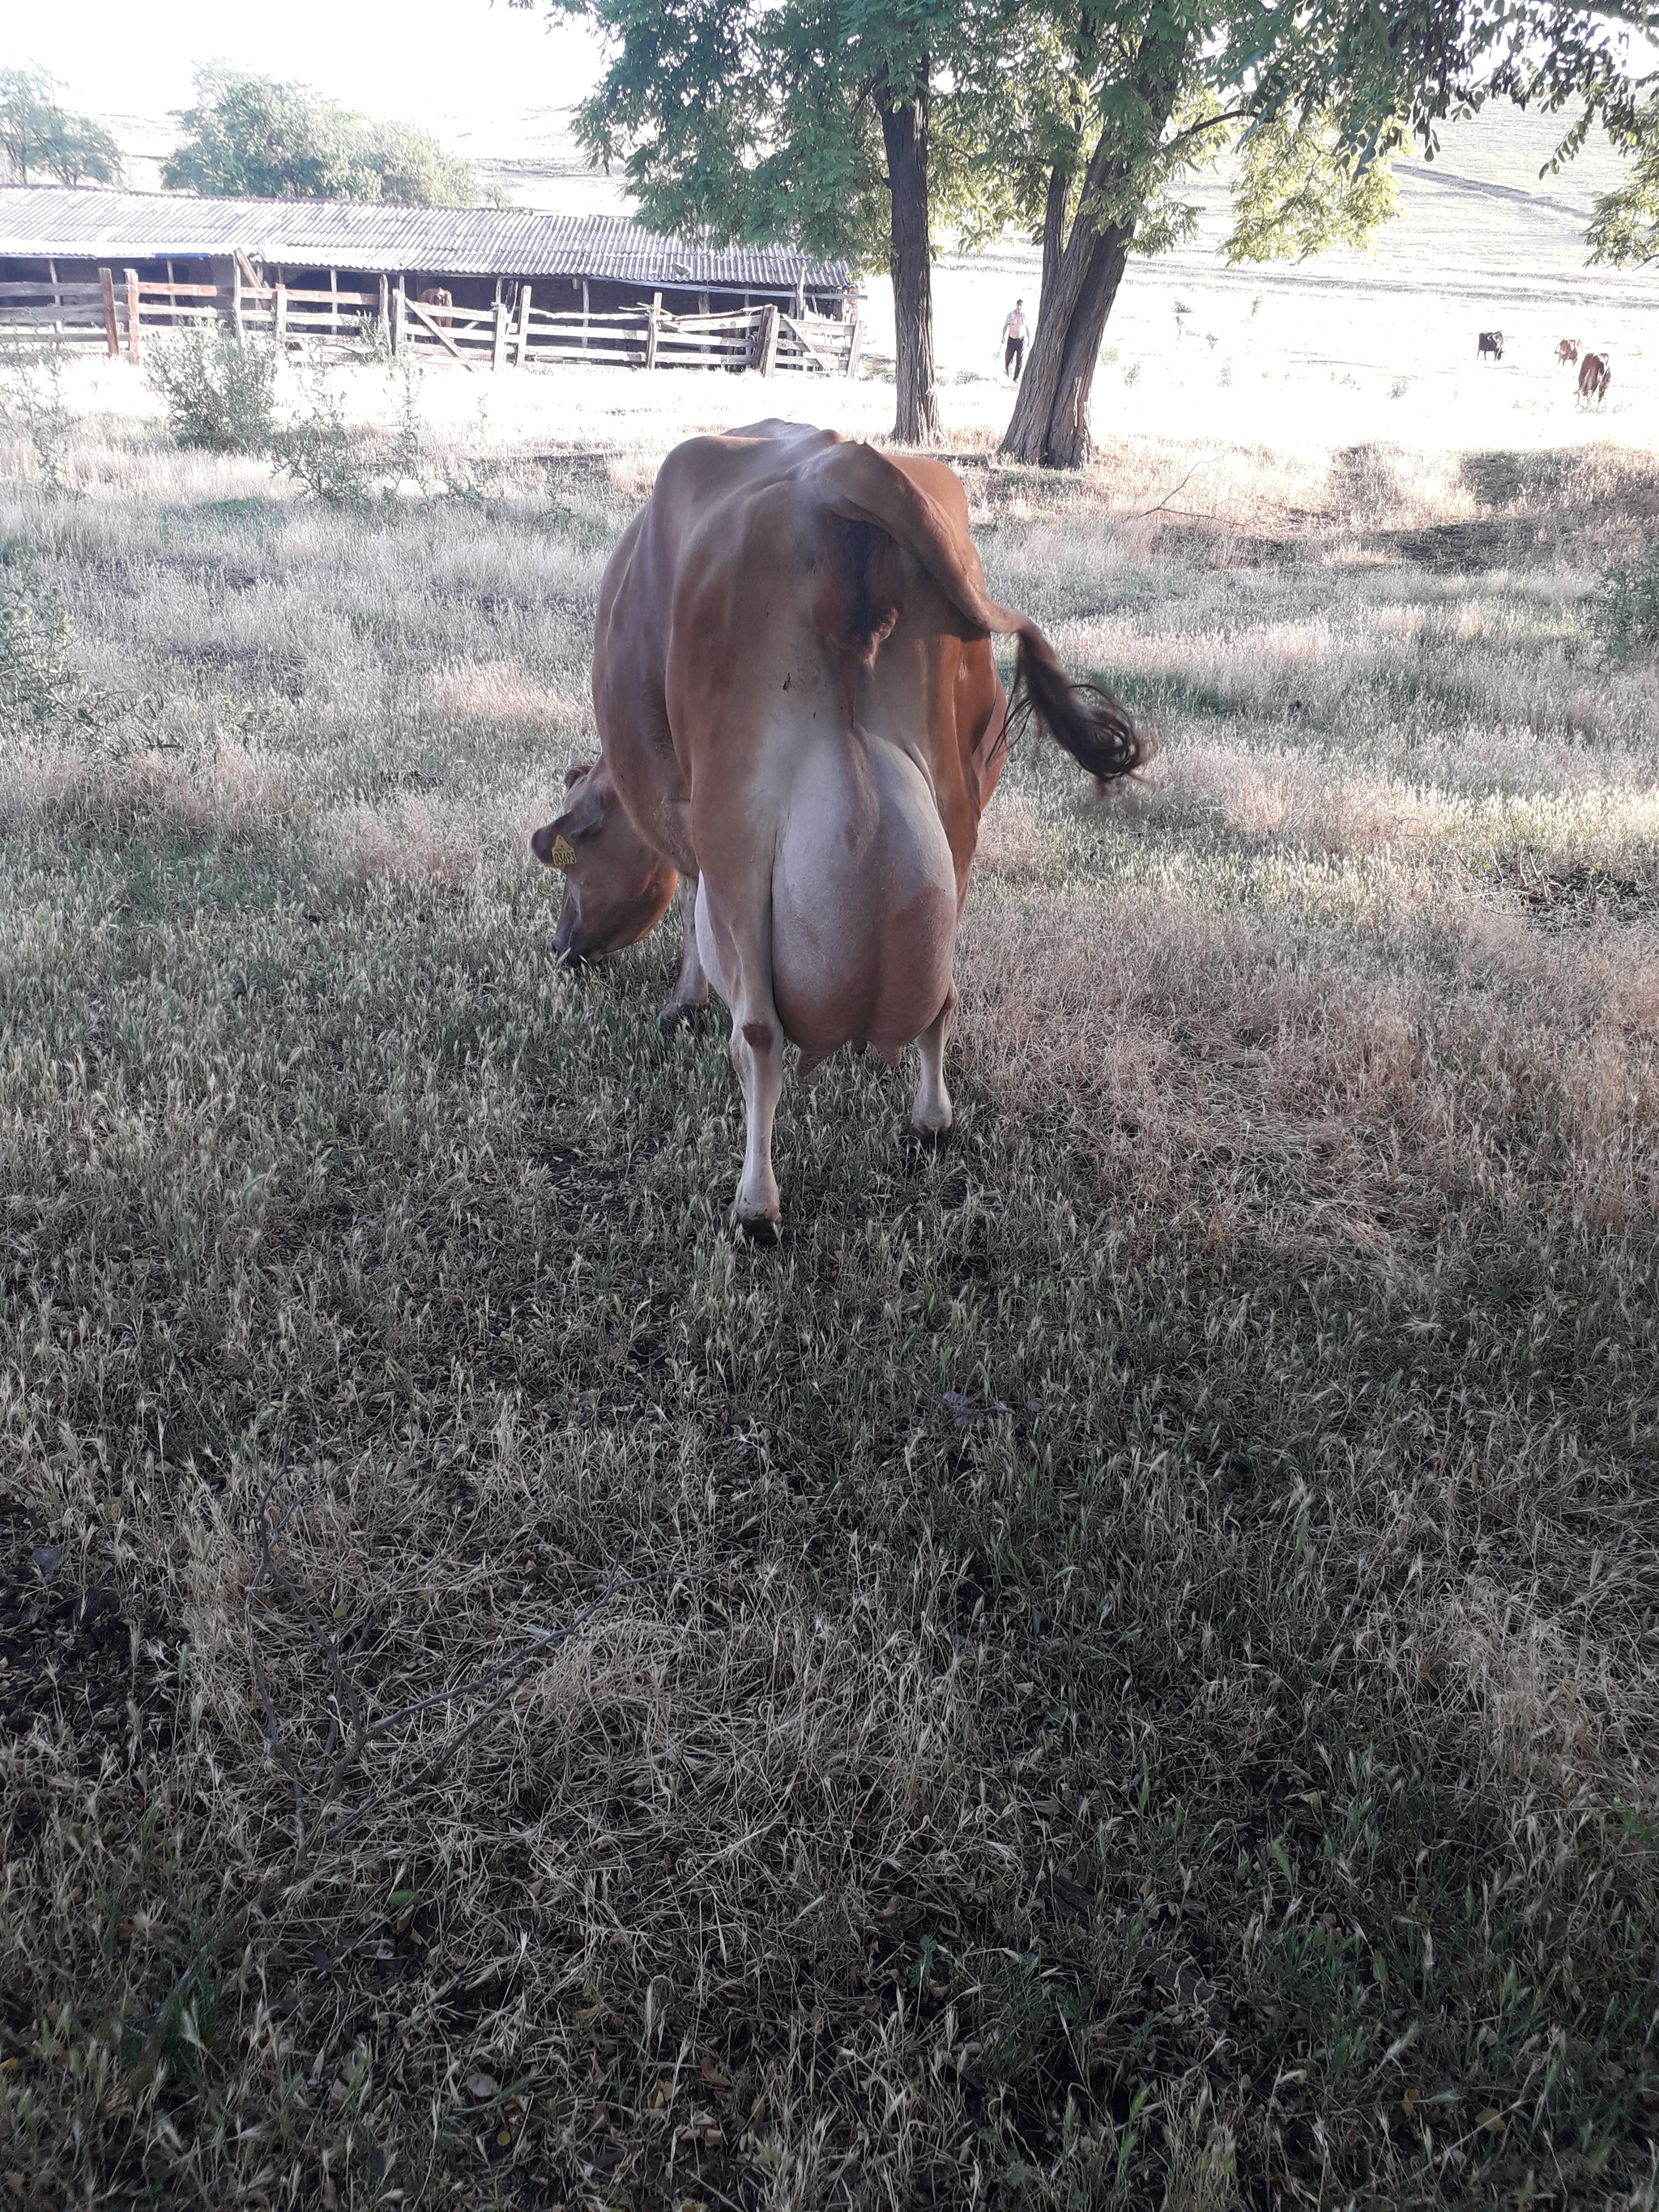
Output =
[
  {"x1": 530, "y1": 758, "x2": 676, "y2": 957},
  {"x1": 531, "y1": 420, "x2": 1144, "y2": 1234},
  {"x1": 418, "y1": 286, "x2": 454, "y2": 328},
  {"x1": 1557, "y1": 339, "x2": 1581, "y2": 366},
  {"x1": 1579, "y1": 352, "x2": 1610, "y2": 405}
]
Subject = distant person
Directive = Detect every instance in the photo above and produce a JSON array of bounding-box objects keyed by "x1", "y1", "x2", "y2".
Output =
[{"x1": 1002, "y1": 300, "x2": 1027, "y2": 381}]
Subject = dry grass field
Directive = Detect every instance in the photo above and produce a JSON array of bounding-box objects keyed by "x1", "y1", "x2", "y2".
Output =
[{"x1": 2, "y1": 354, "x2": 1659, "y2": 2212}]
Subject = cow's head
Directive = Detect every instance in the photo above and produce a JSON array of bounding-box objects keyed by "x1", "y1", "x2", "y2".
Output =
[{"x1": 531, "y1": 760, "x2": 677, "y2": 965}]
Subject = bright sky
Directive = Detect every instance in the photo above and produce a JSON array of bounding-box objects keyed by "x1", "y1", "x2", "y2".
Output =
[{"x1": 15, "y1": 0, "x2": 604, "y2": 140}]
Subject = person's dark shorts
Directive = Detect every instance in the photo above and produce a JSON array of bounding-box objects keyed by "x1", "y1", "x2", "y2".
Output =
[{"x1": 1005, "y1": 336, "x2": 1025, "y2": 378}]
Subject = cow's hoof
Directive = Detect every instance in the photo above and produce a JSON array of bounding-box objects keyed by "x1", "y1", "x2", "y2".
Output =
[
  {"x1": 731, "y1": 1212, "x2": 782, "y2": 1247},
  {"x1": 658, "y1": 999, "x2": 706, "y2": 1034},
  {"x1": 900, "y1": 1118, "x2": 954, "y2": 1152}
]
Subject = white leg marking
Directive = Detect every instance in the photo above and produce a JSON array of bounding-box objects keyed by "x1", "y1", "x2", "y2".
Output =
[
  {"x1": 911, "y1": 985, "x2": 957, "y2": 1136},
  {"x1": 731, "y1": 1016, "x2": 785, "y2": 1227},
  {"x1": 695, "y1": 876, "x2": 786, "y2": 1230}
]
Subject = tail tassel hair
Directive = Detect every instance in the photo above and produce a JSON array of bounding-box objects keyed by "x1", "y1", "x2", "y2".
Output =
[{"x1": 1006, "y1": 625, "x2": 1149, "y2": 791}]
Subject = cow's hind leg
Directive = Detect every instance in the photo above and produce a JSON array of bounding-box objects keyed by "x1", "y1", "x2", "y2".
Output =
[
  {"x1": 731, "y1": 1013, "x2": 786, "y2": 1235},
  {"x1": 909, "y1": 984, "x2": 957, "y2": 1140},
  {"x1": 658, "y1": 876, "x2": 710, "y2": 1032},
  {"x1": 695, "y1": 876, "x2": 786, "y2": 1235}
]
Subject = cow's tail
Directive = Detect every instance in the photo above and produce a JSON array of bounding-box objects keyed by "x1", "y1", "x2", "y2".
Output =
[
  {"x1": 805, "y1": 438, "x2": 1150, "y2": 790},
  {"x1": 1005, "y1": 622, "x2": 1142, "y2": 789}
]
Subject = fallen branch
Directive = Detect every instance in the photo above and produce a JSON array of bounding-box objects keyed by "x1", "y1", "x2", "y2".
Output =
[{"x1": 1129, "y1": 465, "x2": 1202, "y2": 519}]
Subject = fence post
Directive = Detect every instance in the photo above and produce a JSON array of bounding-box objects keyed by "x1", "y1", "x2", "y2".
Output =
[
  {"x1": 378, "y1": 272, "x2": 389, "y2": 346},
  {"x1": 644, "y1": 291, "x2": 661, "y2": 372},
  {"x1": 581, "y1": 278, "x2": 589, "y2": 352},
  {"x1": 100, "y1": 266, "x2": 120, "y2": 359},
  {"x1": 125, "y1": 268, "x2": 142, "y2": 365},
  {"x1": 493, "y1": 296, "x2": 508, "y2": 372},
  {"x1": 757, "y1": 302, "x2": 779, "y2": 377},
  {"x1": 845, "y1": 310, "x2": 863, "y2": 380},
  {"x1": 516, "y1": 283, "x2": 531, "y2": 367},
  {"x1": 231, "y1": 258, "x2": 245, "y2": 343}
]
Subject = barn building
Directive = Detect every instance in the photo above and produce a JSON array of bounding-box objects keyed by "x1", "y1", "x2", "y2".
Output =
[
  {"x1": 0, "y1": 184, "x2": 855, "y2": 320},
  {"x1": 0, "y1": 184, "x2": 862, "y2": 375}
]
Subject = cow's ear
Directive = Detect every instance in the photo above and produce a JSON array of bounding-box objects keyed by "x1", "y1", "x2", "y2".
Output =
[
  {"x1": 532, "y1": 771, "x2": 608, "y2": 864},
  {"x1": 531, "y1": 815, "x2": 574, "y2": 867},
  {"x1": 564, "y1": 761, "x2": 595, "y2": 790},
  {"x1": 562, "y1": 774, "x2": 608, "y2": 838}
]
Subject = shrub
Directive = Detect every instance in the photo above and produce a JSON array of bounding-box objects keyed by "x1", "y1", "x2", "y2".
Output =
[
  {"x1": 1594, "y1": 541, "x2": 1659, "y2": 661},
  {"x1": 0, "y1": 552, "x2": 100, "y2": 738},
  {"x1": 146, "y1": 327, "x2": 279, "y2": 454},
  {"x1": 267, "y1": 358, "x2": 372, "y2": 505},
  {"x1": 0, "y1": 339, "x2": 75, "y2": 494}
]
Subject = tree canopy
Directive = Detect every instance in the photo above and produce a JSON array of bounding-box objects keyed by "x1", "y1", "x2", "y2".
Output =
[
  {"x1": 992, "y1": 0, "x2": 1653, "y2": 464},
  {"x1": 0, "y1": 66, "x2": 122, "y2": 187},
  {"x1": 1587, "y1": 92, "x2": 1659, "y2": 264},
  {"x1": 538, "y1": 0, "x2": 1013, "y2": 439},
  {"x1": 528, "y1": 0, "x2": 1655, "y2": 458},
  {"x1": 162, "y1": 69, "x2": 490, "y2": 207}
]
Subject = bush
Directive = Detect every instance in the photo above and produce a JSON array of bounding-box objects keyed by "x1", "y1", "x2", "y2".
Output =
[
  {"x1": 267, "y1": 358, "x2": 372, "y2": 505},
  {"x1": 0, "y1": 552, "x2": 100, "y2": 739},
  {"x1": 146, "y1": 327, "x2": 279, "y2": 454},
  {"x1": 0, "y1": 339, "x2": 75, "y2": 494},
  {"x1": 1594, "y1": 541, "x2": 1659, "y2": 661}
]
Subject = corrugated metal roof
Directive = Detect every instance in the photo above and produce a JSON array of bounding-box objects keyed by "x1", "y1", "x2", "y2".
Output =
[{"x1": 0, "y1": 185, "x2": 851, "y2": 292}]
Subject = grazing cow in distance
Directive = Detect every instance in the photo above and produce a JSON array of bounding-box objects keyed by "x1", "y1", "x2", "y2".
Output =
[
  {"x1": 1478, "y1": 330, "x2": 1504, "y2": 362},
  {"x1": 1557, "y1": 339, "x2": 1581, "y2": 366},
  {"x1": 418, "y1": 286, "x2": 454, "y2": 328},
  {"x1": 531, "y1": 420, "x2": 1145, "y2": 1234},
  {"x1": 1579, "y1": 352, "x2": 1611, "y2": 405}
]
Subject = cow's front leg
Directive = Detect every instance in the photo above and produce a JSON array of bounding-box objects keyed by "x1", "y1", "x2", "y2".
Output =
[
  {"x1": 910, "y1": 984, "x2": 957, "y2": 1139},
  {"x1": 658, "y1": 875, "x2": 709, "y2": 1031},
  {"x1": 731, "y1": 1012, "x2": 785, "y2": 1234}
]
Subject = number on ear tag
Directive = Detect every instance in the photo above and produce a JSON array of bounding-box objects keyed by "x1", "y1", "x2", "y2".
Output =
[{"x1": 550, "y1": 834, "x2": 577, "y2": 868}]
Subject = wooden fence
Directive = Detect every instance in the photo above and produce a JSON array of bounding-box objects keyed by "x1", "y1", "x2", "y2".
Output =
[{"x1": 0, "y1": 271, "x2": 863, "y2": 377}]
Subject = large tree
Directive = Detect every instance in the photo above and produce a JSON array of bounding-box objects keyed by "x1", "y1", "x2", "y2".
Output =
[
  {"x1": 535, "y1": 0, "x2": 1008, "y2": 443},
  {"x1": 0, "y1": 66, "x2": 122, "y2": 186},
  {"x1": 1586, "y1": 87, "x2": 1659, "y2": 263},
  {"x1": 995, "y1": 0, "x2": 1650, "y2": 467},
  {"x1": 164, "y1": 68, "x2": 488, "y2": 207},
  {"x1": 534, "y1": 0, "x2": 1648, "y2": 458}
]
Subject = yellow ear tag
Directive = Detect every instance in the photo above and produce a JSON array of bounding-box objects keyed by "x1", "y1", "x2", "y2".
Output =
[{"x1": 550, "y1": 834, "x2": 577, "y2": 869}]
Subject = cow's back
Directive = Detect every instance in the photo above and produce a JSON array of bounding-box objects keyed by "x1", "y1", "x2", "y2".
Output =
[{"x1": 592, "y1": 424, "x2": 843, "y2": 876}]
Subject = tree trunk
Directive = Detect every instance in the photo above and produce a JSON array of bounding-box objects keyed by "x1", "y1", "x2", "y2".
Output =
[
  {"x1": 1001, "y1": 213, "x2": 1131, "y2": 468},
  {"x1": 876, "y1": 66, "x2": 940, "y2": 447},
  {"x1": 1040, "y1": 163, "x2": 1071, "y2": 313},
  {"x1": 1004, "y1": 28, "x2": 1188, "y2": 470}
]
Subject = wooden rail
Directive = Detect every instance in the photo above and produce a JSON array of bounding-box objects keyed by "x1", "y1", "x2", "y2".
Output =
[{"x1": 0, "y1": 271, "x2": 863, "y2": 377}]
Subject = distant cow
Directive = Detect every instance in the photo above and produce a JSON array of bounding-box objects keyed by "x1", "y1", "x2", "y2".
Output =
[
  {"x1": 1557, "y1": 339, "x2": 1581, "y2": 366},
  {"x1": 1579, "y1": 352, "x2": 1610, "y2": 405},
  {"x1": 531, "y1": 421, "x2": 1145, "y2": 1234},
  {"x1": 418, "y1": 286, "x2": 454, "y2": 328},
  {"x1": 1478, "y1": 330, "x2": 1503, "y2": 362}
]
